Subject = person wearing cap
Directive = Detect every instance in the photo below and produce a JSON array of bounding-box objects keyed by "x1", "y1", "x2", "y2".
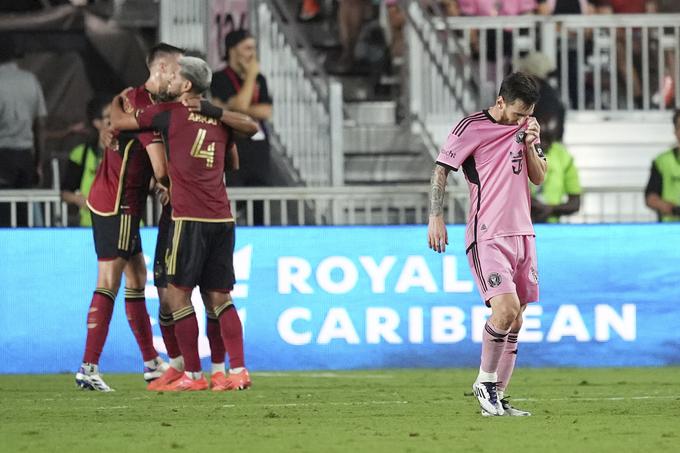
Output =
[{"x1": 210, "y1": 30, "x2": 273, "y2": 226}]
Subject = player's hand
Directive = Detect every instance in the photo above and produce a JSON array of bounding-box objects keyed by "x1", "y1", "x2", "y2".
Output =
[
  {"x1": 155, "y1": 182, "x2": 170, "y2": 205},
  {"x1": 100, "y1": 127, "x2": 115, "y2": 149},
  {"x1": 182, "y1": 97, "x2": 202, "y2": 112},
  {"x1": 524, "y1": 117, "x2": 540, "y2": 147},
  {"x1": 427, "y1": 215, "x2": 449, "y2": 253},
  {"x1": 245, "y1": 58, "x2": 259, "y2": 78}
]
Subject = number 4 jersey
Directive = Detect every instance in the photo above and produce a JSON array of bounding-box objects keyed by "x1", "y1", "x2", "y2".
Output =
[
  {"x1": 436, "y1": 110, "x2": 544, "y2": 249},
  {"x1": 136, "y1": 102, "x2": 235, "y2": 222}
]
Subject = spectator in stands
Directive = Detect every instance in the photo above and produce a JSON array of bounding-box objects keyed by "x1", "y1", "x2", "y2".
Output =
[
  {"x1": 458, "y1": 0, "x2": 537, "y2": 87},
  {"x1": 593, "y1": 0, "x2": 659, "y2": 108},
  {"x1": 210, "y1": 30, "x2": 273, "y2": 225},
  {"x1": 61, "y1": 96, "x2": 111, "y2": 227},
  {"x1": 536, "y1": 1, "x2": 595, "y2": 109},
  {"x1": 530, "y1": 113, "x2": 582, "y2": 223},
  {"x1": 326, "y1": 0, "x2": 370, "y2": 74},
  {"x1": 0, "y1": 33, "x2": 47, "y2": 227},
  {"x1": 645, "y1": 109, "x2": 680, "y2": 222}
]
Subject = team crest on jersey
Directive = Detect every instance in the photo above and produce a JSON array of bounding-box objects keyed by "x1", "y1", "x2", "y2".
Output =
[
  {"x1": 530, "y1": 266, "x2": 539, "y2": 284},
  {"x1": 488, "y1": 272, "x2": 502, "y2": 288},
  {"x1": 515, "y1": 130, "x2": 526, "y2": 143}
]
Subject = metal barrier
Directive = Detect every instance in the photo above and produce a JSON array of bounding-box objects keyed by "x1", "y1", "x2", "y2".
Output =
[
  {"x1": 158, "y1": 0, "x2": 208, "y2": 52},
  {"x1": 0, "y1": 186, "x2": 654, "y2": 227},
  {"x1": 252, "y1": 0, "x2": 344, "y2": 186},
  {"x1": 405, "y1": 2, "x2": 680, "y2": 113}
]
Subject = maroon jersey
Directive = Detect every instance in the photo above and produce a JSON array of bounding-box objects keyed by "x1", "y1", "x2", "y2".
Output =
[
  {"x1": 87, "y1": 86, "x2": 158, "y2": 217},
  {"x1": 137, "y1": 102, "x2": 234, "y2": 221}
]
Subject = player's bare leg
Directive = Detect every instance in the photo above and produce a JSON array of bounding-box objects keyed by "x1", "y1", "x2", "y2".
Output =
[
  {"x1": 123, "y1": 252, "x2": 167, "y2": 381},
  {"x1": 472, "y1": 292, "x2": 520, "y2": 415},
  {"x1": 203, "y1": 291, "x2": 250, "y2": 391}
]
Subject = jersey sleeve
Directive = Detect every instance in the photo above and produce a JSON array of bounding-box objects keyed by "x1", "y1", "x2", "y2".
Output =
[
  {"x1": 136, "y1": 105, "x2": 171, "y2": 147},
  {"x1": 436, "y1": 127, "x2": 478, "y2": 171}
]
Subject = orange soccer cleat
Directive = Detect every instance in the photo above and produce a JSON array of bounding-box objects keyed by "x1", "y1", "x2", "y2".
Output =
[
  {"x1": 223, "y1": 368, "x2": 251, "y2": 391},
  {"x1": 158, "y1": 373, "x2": 209, "y2": 392},
  {"x1": 147, "y1": 366, "x2": 184, "y2": 391},
  {"x1": 210, "y1": 371, "x2": 229, "y2": 392}
]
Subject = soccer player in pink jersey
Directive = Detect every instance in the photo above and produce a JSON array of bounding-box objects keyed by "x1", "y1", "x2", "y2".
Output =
[{"x1": 427, "y1": 72, "x2": 547, "y2": 416}]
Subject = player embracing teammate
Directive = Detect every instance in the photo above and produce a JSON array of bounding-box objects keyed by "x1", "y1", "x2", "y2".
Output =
[{"x1": 111, "y1": 55, "x2": 258, "y2": 391}]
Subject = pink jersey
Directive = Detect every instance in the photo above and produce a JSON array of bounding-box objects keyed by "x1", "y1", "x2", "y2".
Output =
[{"x1": 436, "y1": 110, "x2": 542, "y2": 248}]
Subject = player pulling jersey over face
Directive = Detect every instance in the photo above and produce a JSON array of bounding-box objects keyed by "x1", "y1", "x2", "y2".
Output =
[{"x1": 427, "y1": 72, "x2": 546, "y2": 417}]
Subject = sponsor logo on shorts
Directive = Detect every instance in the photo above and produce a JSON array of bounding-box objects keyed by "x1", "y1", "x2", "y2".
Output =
[{"x1": 488, "y1": 272, "x2": 502, "y2": 288}]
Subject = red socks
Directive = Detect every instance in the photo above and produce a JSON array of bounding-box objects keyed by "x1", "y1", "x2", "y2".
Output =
[
  {"x1": 82, "y1": 288, "x2": 115, "y2": 364},
  {"x1": 216, "y1": 303, "x2": 245, "y2": 369},
  {"x1": 124, "y1": 288, "x2": 158, "y2": 362},
  {"x1": 173, "y1": 306, "x2": 201, "y2": 372}
]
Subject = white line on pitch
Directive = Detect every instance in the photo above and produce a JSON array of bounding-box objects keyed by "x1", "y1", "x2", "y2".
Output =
[
  {"x1": 255, "y1": 372, "x2": 394, "y2": 379},
  {"x1": 510, "y1": 395, "x2": 680, "y2": 402},
  {"x1": 223, "y1": 400, "x2": 408, "y2": 408}
]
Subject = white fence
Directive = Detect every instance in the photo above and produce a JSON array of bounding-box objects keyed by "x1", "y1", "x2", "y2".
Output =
[
  {"x1": 406, "y1": 1, "x2": 680, "y2": 123},
  {"x1": 0, "y1": 186, "x2": 656, "y2": 228}
]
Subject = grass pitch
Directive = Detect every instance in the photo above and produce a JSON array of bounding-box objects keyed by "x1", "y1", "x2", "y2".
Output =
[{"x1": 1, "y1": 367, "x2": 678, "y2": 453}]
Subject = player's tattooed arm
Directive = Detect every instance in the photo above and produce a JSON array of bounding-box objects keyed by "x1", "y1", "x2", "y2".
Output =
[
  {"x1": 428, "y1": 164, "x2": 450, "y2": 253},
  {"x1": 429, "y1": 164, "x2": 450, "y2": 217}
]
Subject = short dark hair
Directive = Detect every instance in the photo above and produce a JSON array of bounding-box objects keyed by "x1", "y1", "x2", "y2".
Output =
[
  {"x1": 224, "y1": 29, "x2": 252, "y2": 54},
  {"x1": 499, "y1": 72, "x2": 540, "y2": 107},
  {"x1": 146, "y1": 42, "x2": 185, "y2": 67},
  {"x1": 673, "y1": 109, "x2": 680, "y2": 128},
  {"x1": 86, "y1": 94, "x2": 112, "y2": 124}
]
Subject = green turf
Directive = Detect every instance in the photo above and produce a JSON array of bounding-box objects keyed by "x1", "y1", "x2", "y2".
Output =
[{"x1": 1, "y1": 368, "x2": 679, "y2": 452}]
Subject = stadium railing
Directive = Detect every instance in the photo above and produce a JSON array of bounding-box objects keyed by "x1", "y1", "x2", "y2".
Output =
[
  {"x1": 252, "y1": 0, "x2": 344, "y2": 187},
  {"x1": 0, "y1": 185, "x2": 655, "y2": 228},
  {"x1": 404, "y1": 2, "x2": 680, "y2": 116}
]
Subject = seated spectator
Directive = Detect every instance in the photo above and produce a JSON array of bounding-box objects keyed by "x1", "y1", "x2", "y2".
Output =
[
  {"x1": 61, "y1": 96, "x2": 111, "y2": 227},
  {"x1": 0, "y1": 33, "x2": 47, "y2": 227},
  {"x1": 645, "y1": 109, "x2": 680, "y2": 222},
  {"x1": 326, "y1": 0, "x2": 371, "y2": 74},
  {"x1": 537, "y1": 0, "x2": 595, "y2": 15}
]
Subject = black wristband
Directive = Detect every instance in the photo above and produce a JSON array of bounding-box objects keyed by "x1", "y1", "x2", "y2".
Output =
[
  {"x1": 200, "y1": 100, "x2": 223, "y2": 119},
  {"x1": 671, "y1": 206, "x2": 680, "y2": 216}
]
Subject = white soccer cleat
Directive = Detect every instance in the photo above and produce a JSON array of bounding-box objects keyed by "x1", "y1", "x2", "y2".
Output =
[
  {"x1": 75, "y1": 363, "x2": 115, "y2": 392},
  {"x1": 499, "y1": 398, "x2": 531, "y2": 416},
  {"x1": 472, "y1": 381, "x2": 503, "y2": 416},
  {"x1": 143, "y1": 357, "x2": 170, "y2": 382}
]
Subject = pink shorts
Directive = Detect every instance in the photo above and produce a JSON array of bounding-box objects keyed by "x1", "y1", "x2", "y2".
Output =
[{"x1": 466, "y1": 235, "x2": 539, "y2": 306}]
